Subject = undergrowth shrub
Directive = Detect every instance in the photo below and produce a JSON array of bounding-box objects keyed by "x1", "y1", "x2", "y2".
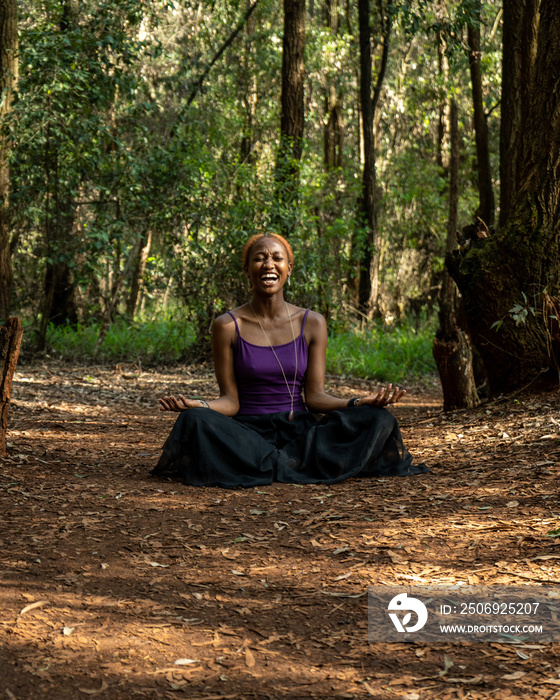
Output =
[
  {"x1": 326, "y1": 319, "x2": 436, "y2": 382},
  {"x1": 23, "y1": 315, "x2": 436, "y2": 381}
]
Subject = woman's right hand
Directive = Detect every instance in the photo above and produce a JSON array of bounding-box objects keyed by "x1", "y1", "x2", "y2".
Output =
[
  {"x1": 159, "y1": 394, "x2": 206, "y2": 412},
  {"x1": 359, "y1": 384, "x2": 406, "y2": 408}
]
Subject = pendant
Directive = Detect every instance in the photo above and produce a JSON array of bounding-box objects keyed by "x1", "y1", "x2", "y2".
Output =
[{"x1": 288, "y1": 410, "x2": 294, "y2": 422}]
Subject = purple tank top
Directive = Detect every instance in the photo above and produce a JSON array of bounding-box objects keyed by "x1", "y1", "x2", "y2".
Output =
[{"x1": 227, "y1": 310, "x2": 310, "y2": 415}]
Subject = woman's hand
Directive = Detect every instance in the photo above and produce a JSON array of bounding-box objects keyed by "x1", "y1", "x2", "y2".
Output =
[
  {"x1": 159, "y1": 394, "x2": 207, "y2": 412},
  {"x1": 358, "y1": 384, "x2": 406, "y2": 408}
]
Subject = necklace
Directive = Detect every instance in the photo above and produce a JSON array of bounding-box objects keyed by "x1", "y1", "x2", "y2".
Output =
[{"x1": 250, "y1": 301, "x2": 298, "y2": 422}]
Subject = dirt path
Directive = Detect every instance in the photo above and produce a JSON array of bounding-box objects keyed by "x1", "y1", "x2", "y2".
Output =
[{"x1": 1, "y1": 363, "x2": 559, "y2": 699}]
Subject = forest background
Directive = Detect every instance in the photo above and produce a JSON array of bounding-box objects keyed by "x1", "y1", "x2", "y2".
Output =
[{"x1": 0, "y1": 0, "x2": 558, "y2": 397}]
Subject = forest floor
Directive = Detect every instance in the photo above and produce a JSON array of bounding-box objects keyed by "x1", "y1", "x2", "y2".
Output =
[{"x1": 1, "y1": 362, "x2": 560, "y2": 700}]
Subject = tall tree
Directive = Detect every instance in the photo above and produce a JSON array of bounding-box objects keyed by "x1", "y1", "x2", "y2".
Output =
[
  {"x1": 39, "y1": 0, "x2": 80, "y2": 340},
  {"x1": 499, "y1": 0, "x2": 539, "y2": 227},
  {"x1": 0, "y1": 0, "x2": 18, "y2": 319},
  {"x1": 275, "y1": 0, "x2": 306, "y2": 236},
  {"x1": 433, "y1": 99, "x2": 479, "y2": 410},
  {"x1": 450, "y1": 0, "x2": 560, "y2": 394},
  {"x1": 357, "y1": 0, "x2": 391, "y2": 318},
  {"x1": 467, "y1": 0, "x2": 495, "y2": 228}
]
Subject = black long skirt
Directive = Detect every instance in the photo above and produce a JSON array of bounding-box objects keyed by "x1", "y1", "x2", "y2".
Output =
[{"x1": 151, "y1": 405, "x2": 428, "y2": 488}]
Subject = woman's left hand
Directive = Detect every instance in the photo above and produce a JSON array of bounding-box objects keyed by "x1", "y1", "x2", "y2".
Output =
[
  {"x1": 159, "y1": 394, "x2": 206, "y2": 412},
  {"x1": 358, "y1": 384, "x2": 406, "y2": 407}
]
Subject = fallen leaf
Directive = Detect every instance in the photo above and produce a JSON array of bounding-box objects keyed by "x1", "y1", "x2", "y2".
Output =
[
  {"x1": 333, "y1": 572, "x2": 352, "y2": 581},
  {"x1": 78, "y1": 680, "x2": 108, "y2": 695},
  {"x1": 387, "y1": 549, "x2": 407, "y2": 564},
  {"x1": 439, "y1": 655, "x2": 454, "y2": 676},
  {"x1": 445, "y1": 675, "x2": 484, "y2": 684},
  {"x1": 501, "y1": 671, "x2": 526, "y2": 680},
  {"x1": 221, "y1": 549, "x2": 238, "y2": 560},
  {"x1": 245, "y1": 647, "x2": 256, "y2": 668},
  {"x1": 19, "y1": 600, "x2": 49, "y2": 616}
]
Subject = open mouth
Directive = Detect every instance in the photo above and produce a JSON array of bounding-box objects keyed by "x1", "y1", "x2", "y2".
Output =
[{"x1": 260, "y1": 273, "x2": 279, "y2": 286}]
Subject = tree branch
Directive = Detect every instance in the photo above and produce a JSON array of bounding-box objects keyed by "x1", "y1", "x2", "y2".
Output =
[
  {"x1": 371, "y1": 0, "x2": 392, "y2": 118},
  {"x1": 187, "y1": 0, "x2": 260, "y2": 106}
]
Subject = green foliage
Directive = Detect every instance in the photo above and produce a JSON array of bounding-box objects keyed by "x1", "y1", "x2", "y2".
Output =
[
  {"x1": 26, "y1": 315, "x2": 437, "y2": 383},
  {"x1": 326, "y1": 317, "x2": 437, "y2": 382},
  {"x1": 6, "y1": 0, "x2": 503, "y2": 353},
  {"x1": 43, "y1": 317, "x2": 196, "y2": 364},
  {"x1": 491, "y1": 291, "x2": 537, "y2": 331}
]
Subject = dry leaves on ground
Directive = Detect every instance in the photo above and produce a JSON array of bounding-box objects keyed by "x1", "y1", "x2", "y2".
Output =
[{"x1": 1, "y1": 362, "x2": 559, "y2": 699}]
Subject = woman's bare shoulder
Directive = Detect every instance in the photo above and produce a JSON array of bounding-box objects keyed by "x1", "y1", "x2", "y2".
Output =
[
  {"x1": 213, "y1": 312, "x2": 231, "y2": 326},
  {"x1": 302, "y1": 308, "x2": 327, "y2": 343},
  {"x1": 304, "y1": 309, "x2": 327, "y2": 328},
  {"x1": 212, "y1": 312, "x2": 238, "y2": 339}
]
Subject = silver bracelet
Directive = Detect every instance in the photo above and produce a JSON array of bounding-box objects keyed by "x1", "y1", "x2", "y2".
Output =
[{"x1": 198, "y1": 399, "x2": 209, "y2": 408}]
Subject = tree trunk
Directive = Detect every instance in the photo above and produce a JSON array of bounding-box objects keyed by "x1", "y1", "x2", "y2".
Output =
[
  {"x1": 449, "y1": 0, "x2": 560, "y2": 395},
  {"x1": 467, "y1": 3, "x2": 495, "y2": 228},
  {"x1": 240, "y1": 3, "x2": 258, "y2": 166},
  {"x1": 0, "y1": 316, "x2": 23, "y2": 456},
  {"x1": 275, "y1": 0, "x2": 306, "y2": 237},
  {"x1": 356, "y1": 0, "x2": 391, "y2": 319},
  {"x1": 499, "y1": 0, "x2": 539, "y2": 227},
  {"x1": 356, "y1": 0, "x2": 377, "y2": 318},
  {"x1": 39, "y1": 195, "x2": 79, "y2": 347},
  {"x1": 433, "y1": 100, "x2": 479, "y2": 410},
  {"x1": 126, "y1": 230, "x2": 153, "y2": 320},
  {"x1": 38, "y1": 3, "x2": 79, "y2": 345},
  {"x1": 0, "y1": 0, "x2": 18, "y2": 319},
  {"x1": 436, "y1": 34, "x2": 448, "y2": 172},
  {"x1": 317, "y1": 0, "x2": 344, "y2": 316}
]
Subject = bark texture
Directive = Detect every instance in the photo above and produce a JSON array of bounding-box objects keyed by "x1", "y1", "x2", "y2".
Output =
[
  {"x1": 280, "y1": 0, "x2": 305, "y2": 162},
  {"x1": 0, "y1": 316, "x2": 22, "y2": 456},
  {"x1": 38, "y1": 2, "x2": 80, "y2": 344},
  {"x1": 0, "y1": 0, "x2": 18, "y2": 318},
  {"x1": 450, "y1": 0, "x2": 560, "y2": 395},
  {"x1": 499, "y1": 0, "x2": 539, "y2": 227},
  {"x1": 467, "y1": 4, "x2": 495, "y2": 228},
  {"x1": 434, "y1": 100, "x2": 479, "y2": 410},
  {"x1": 275, "y1": 0, "x2": 306, "y2": 235},
  {"x1": 126, "y1": 230, "x2": 153, "y2": 320},
  {"x1": 357, "y1": 0, "x2": 391, "y2": 318}
]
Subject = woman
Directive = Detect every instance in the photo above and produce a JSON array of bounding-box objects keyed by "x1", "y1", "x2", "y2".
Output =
[{"x1": 153, "y1": 233, "x2": 428, "y2": 487}]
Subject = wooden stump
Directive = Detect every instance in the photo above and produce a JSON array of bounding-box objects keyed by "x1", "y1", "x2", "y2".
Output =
[
  {"x1": 433, "y1": 328, "x2": 479, "y2": 411},
  {"x1": 0, "y1": 317, "x2": 23, "y2": 456}
]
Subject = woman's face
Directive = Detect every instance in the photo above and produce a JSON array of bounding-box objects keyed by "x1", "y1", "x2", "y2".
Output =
[{"x1": 245, "y1": 237, "x2": 293, "y2": 293}]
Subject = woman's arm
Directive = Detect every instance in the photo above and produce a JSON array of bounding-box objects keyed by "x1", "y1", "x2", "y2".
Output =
[
  {"x1": 159, "y1": 314, "x2": 240, "y2": 416},
  {"x1": 303, "y1": 312, "x2": 405, "y2": 413}
]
